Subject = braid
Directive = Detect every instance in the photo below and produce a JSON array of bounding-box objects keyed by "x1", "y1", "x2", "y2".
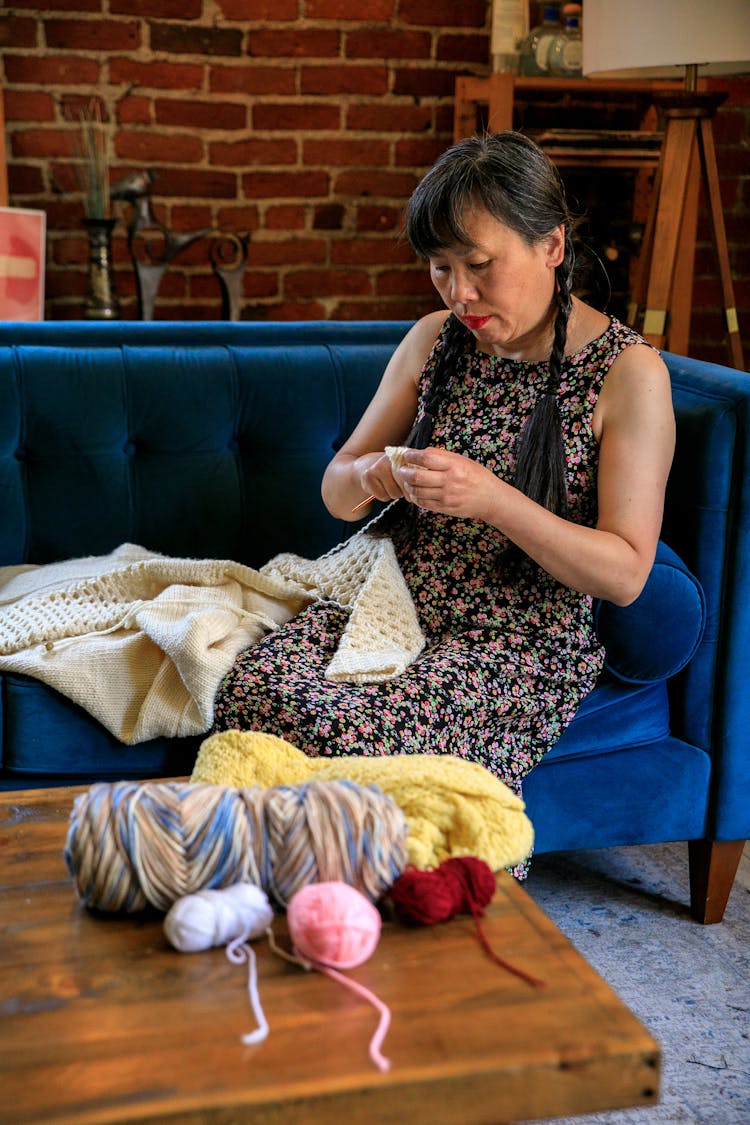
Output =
[
  {"x1": 405, "y1": 313, "x2": 469, "y2": 449},
  {"x1": 401, "y1": 132, "x2": 585, "y2": 520},
  {"x1": 513, "y1": 230, "x2": 575, "y2": 516}
]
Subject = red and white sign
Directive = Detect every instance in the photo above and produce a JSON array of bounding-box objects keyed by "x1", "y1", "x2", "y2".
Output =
[{"x1": 0, "y1": 207, "x2": 46, "y2": 321}]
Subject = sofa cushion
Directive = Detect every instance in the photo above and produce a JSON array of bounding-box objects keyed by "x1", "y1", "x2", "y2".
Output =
[
  {"x1": 525, "y1": 736, "x2": 711, "y2": 853},
  {"x1": 547, "y1": 677, "x2": 670, "y2": 763},
  {"x1": 594, "y1": 540, "x2": 705, "y2": 684},
  {"x1": 0, "y1": 672, "x2": 201, "y2": 788}
]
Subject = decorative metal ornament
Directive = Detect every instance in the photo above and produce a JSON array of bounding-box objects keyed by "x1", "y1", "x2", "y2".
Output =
[
  {"x1": 110, "y1": 169, "x2": 250, "y2": 321},
  {"x1": 210, "y1": 232, "x2": 250, "y2": 321},
  {"x1": 111, "y1": 169, "x2": 209, "y2": 321}
]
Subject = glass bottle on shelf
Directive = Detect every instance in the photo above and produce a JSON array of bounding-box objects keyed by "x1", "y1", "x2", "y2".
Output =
[
  {"x1": 548, "y1": 3, "x2": 583, "y2": 77},
  {"x1": 519, "y1": 4, "x2": 562, "y2": 77},
  {"x1": 490, "y1": 0, "x2": 530, "y2": 75}
]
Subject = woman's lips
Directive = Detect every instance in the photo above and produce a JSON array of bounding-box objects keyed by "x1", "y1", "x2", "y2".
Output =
[{"x1": 462, "y1": 315, "x2": 491, "y2": 330}]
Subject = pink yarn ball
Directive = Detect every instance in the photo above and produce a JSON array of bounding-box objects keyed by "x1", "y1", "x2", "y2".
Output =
[{"x1": 287, "y1": 881, "x2": 382, "y2": 970}]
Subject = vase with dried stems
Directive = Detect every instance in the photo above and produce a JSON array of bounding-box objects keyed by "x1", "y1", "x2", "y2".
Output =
[{"x1": 77, "y1": 103, "x2": 119, "y2": 320}]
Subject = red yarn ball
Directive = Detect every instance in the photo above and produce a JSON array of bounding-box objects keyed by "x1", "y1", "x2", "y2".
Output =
[
  {"x1": 389, "y1": 857, "x2": 496, "y2": 926},
  {"x1": 390, "y1": 857, "x2": 546, "y2": 990}
]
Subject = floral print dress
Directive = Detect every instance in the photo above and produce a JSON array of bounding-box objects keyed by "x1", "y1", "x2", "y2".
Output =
[{"x1": 212, "y1": 317, "x2": 645, "y2": 867}]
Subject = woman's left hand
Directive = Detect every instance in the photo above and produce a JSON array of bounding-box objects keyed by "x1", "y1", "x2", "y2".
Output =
[{"x1": 396, "y1": 447, "x2": 500, "y2": 521}]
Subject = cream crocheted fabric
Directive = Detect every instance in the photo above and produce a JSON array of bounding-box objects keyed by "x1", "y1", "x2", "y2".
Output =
[
  {"x1": 384, "y1": 445, "x2": 409, "y2": 470},
  {"x1": 0, "y1": 535, "x2": 425, "y2": 743},
  {"x1": 262, "y1": 530, "x2": 424, "y2": 684}
]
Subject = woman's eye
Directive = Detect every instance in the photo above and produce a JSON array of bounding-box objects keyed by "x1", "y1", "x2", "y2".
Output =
[
  {"x1": 468, "y1": 260, "x2": 491, "y2": 271},
  {"x1": 431, "y1": 263, "x2": 449, "y2": 274}
]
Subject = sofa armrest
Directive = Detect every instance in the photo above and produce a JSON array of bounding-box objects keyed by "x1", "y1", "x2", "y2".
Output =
[
  {"x1": 662, "y1": 351, "x2": 750, "y2": 842},
  {"x1": 594, "y1": 540, "x2": 705, "y2": 684}
]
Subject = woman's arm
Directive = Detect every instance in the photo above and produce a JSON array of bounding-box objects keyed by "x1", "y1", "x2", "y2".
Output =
[
  {"x1": 321, "y1": 310, "x2": 450, "y2": 520},
  {"x1": 395, "y1": 343, "x2": 676, "y2": 606}
]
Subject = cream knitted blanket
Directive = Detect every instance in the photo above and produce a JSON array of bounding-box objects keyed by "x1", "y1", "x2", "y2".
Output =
[{"x1": 0, "y1": 535, "x2": 425, "y2": 744}]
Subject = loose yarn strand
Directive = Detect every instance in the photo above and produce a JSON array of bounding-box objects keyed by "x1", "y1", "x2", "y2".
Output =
[
  {"x1": 266, "y1": 924, "x2": 310, "y2": 970},
  {"x1": 163, "y1": 885, "x2": 276, "y2": 1046},
  {"x1": 226, "y1": 935, "x2": 270, "y2": 1046},
  {"x1": 315, "y1": 963, "x2": 392, "y2": 1073},
  {"x1": 267, "y1": 925, "x2": 392, "y2": 1073},
  {"x1": 278, "y1": 882, "x2": 392, "y2": 1074},
  {"x1": 467, "y1": 907, "x2": 546, "y2": 989}
]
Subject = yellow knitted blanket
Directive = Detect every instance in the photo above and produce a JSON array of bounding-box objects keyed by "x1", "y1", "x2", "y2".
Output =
[{"x1": 191, "y1": 730, "x2": 535, "y2": 872}]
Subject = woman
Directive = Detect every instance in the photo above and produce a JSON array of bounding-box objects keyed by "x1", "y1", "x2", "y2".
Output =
[{"x1": 213, "y1": 132, "x2": 675, "y2": 850}]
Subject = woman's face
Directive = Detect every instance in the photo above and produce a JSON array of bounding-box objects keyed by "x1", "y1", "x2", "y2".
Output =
[{"x1": 428, "y1": 205, "x2": 565, "y2": 359}]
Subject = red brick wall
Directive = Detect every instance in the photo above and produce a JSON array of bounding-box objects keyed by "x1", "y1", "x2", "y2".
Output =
[{"x1": 1, "y1": 3, "x2": 748, "y2": 363}]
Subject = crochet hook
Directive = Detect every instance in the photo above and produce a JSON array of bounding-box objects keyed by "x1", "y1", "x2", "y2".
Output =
[{"x1": 351, "y1": 494, "x2": 376, "y2": 513}]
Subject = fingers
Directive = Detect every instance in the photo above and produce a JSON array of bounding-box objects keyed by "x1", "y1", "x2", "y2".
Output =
[
  {"x1": 394, "y1": 447, "x2": 445, "y2": 503},
  {"x1": 396, "y1": 447, "x2": 451, "y2": 488},
  {"x1": 399, "y1": 446, "x2": 445, "y2": 469},
  {"x1": 358, "y1": 446, "x2": 462, "y2": 509},
  {"x1": 394, "y1": 447, "x2": 481, "y2": 514},
  {"x1": 396, "y1": 464, "x2": 447, "y2": 508},
  {"x1": 362, "y1": 452, "x2": 403, "y2": 501}
]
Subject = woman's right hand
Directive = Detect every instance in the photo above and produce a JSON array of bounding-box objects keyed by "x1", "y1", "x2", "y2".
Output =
[{"x1": 354, "y1": 451, "x2": 403, "y2": 503}]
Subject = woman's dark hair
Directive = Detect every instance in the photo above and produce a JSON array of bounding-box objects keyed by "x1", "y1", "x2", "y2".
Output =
[{"x1": 404, "y1": 131, "x2": 576, "y2": 516}]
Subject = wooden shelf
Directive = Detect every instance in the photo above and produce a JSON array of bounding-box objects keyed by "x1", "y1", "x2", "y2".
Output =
[
  {"x1": 526, "y1": 128, "x2": 663, "y2": 169},
  {"x1": 454, "y1": 74, "x2": 687, "y2": 145}
]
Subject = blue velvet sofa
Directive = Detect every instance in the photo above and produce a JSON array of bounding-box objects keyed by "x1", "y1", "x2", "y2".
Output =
[{"x1": 0, "y1": 320, "x2": 747, "y2": 924}]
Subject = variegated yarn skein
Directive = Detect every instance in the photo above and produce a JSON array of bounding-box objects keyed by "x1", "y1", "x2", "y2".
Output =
[{"x1": 65, "y1": 779, "x2": 408, "y2": 912}]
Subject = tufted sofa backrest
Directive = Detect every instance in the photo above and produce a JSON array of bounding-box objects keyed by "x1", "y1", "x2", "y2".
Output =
[{"x1": 0, "y1": 322, "x2": 412, "y2": 568}]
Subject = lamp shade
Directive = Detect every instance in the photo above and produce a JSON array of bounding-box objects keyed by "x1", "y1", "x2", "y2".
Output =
[{"x1": 582, "y1": 0, "x2": 750, "y2": 79}]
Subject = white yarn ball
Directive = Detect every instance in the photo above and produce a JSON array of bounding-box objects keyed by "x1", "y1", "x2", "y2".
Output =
[{"x1": 164, "y1": 883, "x2": 274, "y2": 953}]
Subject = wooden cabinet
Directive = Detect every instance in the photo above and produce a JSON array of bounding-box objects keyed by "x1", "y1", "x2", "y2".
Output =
[
  {"x1": 453, "y1": 74, "x2": 700, "y2": 356},
  {"x1": 453, "y1": 74, "x2": 743, "y2": 366}
]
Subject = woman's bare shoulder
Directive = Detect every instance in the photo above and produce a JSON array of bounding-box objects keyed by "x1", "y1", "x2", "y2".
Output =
[
  {"x1": 405, "y1": 309, "x2": 451, "y2": 349},
  {"x1": 607, "y1": 336, "x2": 671, "y2": 390},
  {"x1": 595, "y1": 336, "x2": 674, "y2": 442},
  {"x1": 387, "y1": 309, "x2": 451, "y2": 388}
]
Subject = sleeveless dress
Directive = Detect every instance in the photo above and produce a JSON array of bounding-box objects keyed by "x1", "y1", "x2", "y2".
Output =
[{"x1": 212, "y1": 317, "x2": 646, "y2": 860}]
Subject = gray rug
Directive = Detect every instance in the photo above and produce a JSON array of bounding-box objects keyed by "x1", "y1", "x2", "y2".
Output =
[{"x1": 523, "y1": 841, "x2": 750, "y2": 1125}]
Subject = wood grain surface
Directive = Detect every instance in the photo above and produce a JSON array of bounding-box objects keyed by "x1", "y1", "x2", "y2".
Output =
[{"x1": 0, "y1": 785, "x2": 660, "y2": 1124}]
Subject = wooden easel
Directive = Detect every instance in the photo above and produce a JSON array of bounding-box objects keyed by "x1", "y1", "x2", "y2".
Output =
[{"x1": 629, "y1": 91, "x2": 745, "y2": 369}]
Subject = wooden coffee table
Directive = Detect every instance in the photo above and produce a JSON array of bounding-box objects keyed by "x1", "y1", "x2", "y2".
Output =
[{"x1": 0, "y1": 785, "x2": 659, "y2": 1124}]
